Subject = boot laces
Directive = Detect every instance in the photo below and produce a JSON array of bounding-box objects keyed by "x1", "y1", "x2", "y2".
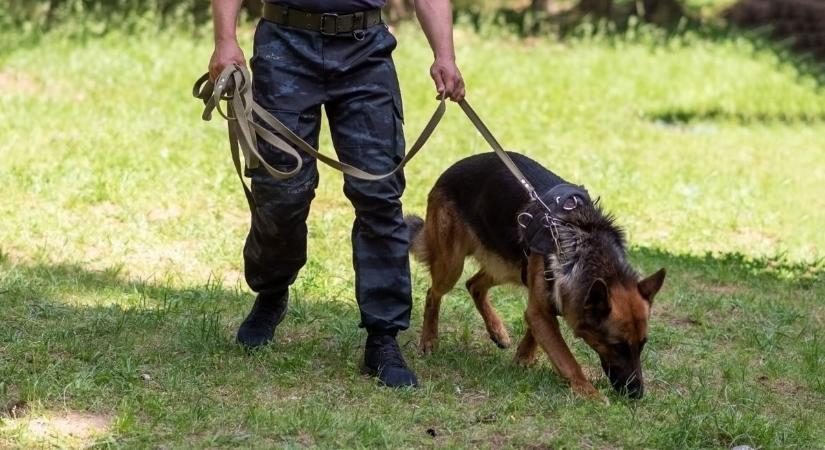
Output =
[{"x1": 376, "y1": 337, "x2": 406, "y2": 368}]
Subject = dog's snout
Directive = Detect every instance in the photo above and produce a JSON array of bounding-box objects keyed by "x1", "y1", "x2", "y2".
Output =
[
  {"x1": 605, "y1": 366, "x2": 644, "y2": 399},
  {"x1": 625, "y1": 382, "x2": 644, "y2": 399},
  {"x1": 609, "y1": 377, "x2": 644, "y2": 398}
]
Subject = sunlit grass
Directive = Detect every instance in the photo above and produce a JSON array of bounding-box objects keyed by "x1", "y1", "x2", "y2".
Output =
[{"x1": 0, "y1": 22, "x2": 823, "y2": 448}]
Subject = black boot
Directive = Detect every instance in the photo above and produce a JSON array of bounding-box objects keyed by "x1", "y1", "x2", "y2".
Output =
[
  {"x1": 363, "y1": 332, "x2": 418, "y2": 388},
  {"x1": 237, "y1": 294, "x2": 288, "y2": 348}
]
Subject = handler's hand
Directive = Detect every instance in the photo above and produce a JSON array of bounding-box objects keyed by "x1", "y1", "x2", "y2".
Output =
[
  {"x1": 209, "y1": 40, "x2": 247, "y2": 82},
  {"x1": 430, "y1": 57, "x2": 465, "y2": 102}
]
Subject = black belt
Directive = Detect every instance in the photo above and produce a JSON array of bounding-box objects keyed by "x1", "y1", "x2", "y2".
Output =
[{"x1": 261, "y1": 3, "x2": 383, "y2": 35}]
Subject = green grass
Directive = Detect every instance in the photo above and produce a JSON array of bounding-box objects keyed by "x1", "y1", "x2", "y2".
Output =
[{"x1": 1, "y1": 22, "x2": 824, "y2": 448}]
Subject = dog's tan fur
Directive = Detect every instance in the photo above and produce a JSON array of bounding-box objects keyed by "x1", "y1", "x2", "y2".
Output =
[
  {"x1": 416, "y1": 192, "x2": 521, "y2": 354},
  {"x1": 412, "y1": 191, "x2": 664, "y2": 400}
]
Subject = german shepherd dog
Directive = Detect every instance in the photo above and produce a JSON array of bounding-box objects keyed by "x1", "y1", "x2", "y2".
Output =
[{"x1": 407, "y1": 152, "x2": 666, "y2": 399}]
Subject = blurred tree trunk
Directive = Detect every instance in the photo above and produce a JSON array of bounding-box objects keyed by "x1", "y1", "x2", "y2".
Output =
[
  {"x1": 571, "y1": 0, "x2": 684, "y2": 26},
  {"x1": 726, "y1": 0, "x2": 825, "y2": 61},
  {"x1": 383, "y1": 0, "x2": 415, "y2": 24},
  {"x1": 530, "y1": 0, "x2": 558, "y2": 14},
  {"x1": 575, "y1": 0, "x2": 613, "y2": 17},
  {"x1": 640, "y1": 0, "x2": 684, "y2": 26}
]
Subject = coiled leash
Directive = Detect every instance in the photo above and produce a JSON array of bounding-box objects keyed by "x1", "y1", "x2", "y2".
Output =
[
  {"x1": 193, "y1": 64, "x2": 445, "y2": 210},
  {"x1": 192, "y1": 64, "x2": 580, "y2": 236}
]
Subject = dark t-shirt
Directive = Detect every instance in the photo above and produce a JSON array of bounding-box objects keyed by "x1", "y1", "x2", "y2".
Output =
[{"x1": 267, "y1": 0, "x2": 386, "y2": 13}]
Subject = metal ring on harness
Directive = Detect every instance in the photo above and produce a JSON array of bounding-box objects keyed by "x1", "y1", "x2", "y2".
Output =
[{"x1": 517, "y1": 212, "x2": 533, "y2": 229}]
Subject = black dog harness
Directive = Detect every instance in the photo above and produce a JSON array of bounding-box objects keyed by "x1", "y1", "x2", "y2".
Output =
[
  {"x1": 518, "y1": 184, "x2": 591, "y2": 255},
  {"x1": 517, "y1": 183, "x2": 592, "y2": 285}
]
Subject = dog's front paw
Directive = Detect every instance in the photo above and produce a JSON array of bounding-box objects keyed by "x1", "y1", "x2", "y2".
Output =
[
  {"x1": 490, "y1": 329, "x2": 511, "y2": 349},
  {"x1": 419, "y1": 337, "x2": 437, "y2": 354},
  {"x1": 572, "y1": 380, "x2": 610, "y2": 405},
  {"x1": 514, "y1": 350, "x2": 537, "y2": 366}
]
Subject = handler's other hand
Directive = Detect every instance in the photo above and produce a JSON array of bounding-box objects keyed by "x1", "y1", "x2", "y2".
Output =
[
  {"x1": 209, "y1": 40, "x2": 247, "y2": 83},
  {"x1": 430, "y1": 57, "x2": 465, "y2": 102}
]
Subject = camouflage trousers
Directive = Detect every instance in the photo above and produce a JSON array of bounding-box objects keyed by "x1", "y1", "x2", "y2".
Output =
[{"x1": 243, "y1": 19, "x2": 411, "y2": 332}]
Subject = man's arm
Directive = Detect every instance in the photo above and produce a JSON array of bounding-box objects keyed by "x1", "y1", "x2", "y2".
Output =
[
  {"x1": 209, "y1": 0, "x2": 246, "y2": 82},
  {"x1": 414, "y1": 0, "x2": 465, "y2": 101}
]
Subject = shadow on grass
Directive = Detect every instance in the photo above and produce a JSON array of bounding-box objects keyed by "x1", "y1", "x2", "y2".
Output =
[
  {"x1": 647, "y1": 108, "x2": 825, "y2": 125},
  {"x1": 1, "y1": 246, "x2": 822, "y2": 447},
  {"x1": 2, "y1": 246, "x2": 821, "y2": 345},
  {"x1": 1, "y1": 245, "x2": 820, "y2": 381}
]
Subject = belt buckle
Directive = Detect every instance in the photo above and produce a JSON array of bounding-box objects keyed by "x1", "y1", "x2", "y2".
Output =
[{"x1": 320, "y1": 13, "x2": 338, "y2": 35}]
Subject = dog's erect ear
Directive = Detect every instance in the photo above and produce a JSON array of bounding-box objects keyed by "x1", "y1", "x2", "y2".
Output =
[
  {"x1": 584, "y1": 279, "x2": 610, "y2": 319},
  {"x1": 638, "y1": 268, "x2": 666, "y2": 304}
]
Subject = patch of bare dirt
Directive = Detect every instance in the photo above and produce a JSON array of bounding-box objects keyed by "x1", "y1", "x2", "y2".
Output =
[
  {"x1": 219, "y1": 269, "x2": 245, "y2": 288},
  {"x1": 813, "y1": 308, "x2": 825, "y2": 327},
  {"x1": 655, "y1": 304, "x2": 702, "y2": 328},
  {"x1": 757, "y1": 374, "x2": 808, "y2": 397},
  {"x1": 2, "y1": 410, "x2": 112, "y2": 446},
  {"x1": 295, "y1": 431, "x2": 314, "y2": 447},
  {"x1": 29, "y1": 412, "x2": 110, "y2": 439},
  {"x1": 698, "y1": 282, "x2": 745, "y2": 295},
  {"x1": 223, "y1": 208, "x2": 249, "y2": 228},
  {"x1": 2, "y1": 400, "x2": 28, "y2": 419},
  {"x1": 147, "y1": 205, "x2": 183, "y2": 222},
  {"x1": 0, "y1": 71, "x2": 41, "y2": 94},
  {"x1": 681, "y1": 270, "x2": 749, "y2": 297},
  {"x1": 469, "y1": 433, "x2": 512, "y2": 450},
  {"x1": 736, "y1": 228, "x2": 779, "y2": 249}
]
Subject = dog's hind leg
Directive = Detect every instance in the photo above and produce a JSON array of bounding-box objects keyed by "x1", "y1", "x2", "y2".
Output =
[
  {"x1": 466, "y1": 271, "x2": 511, "y2": 349},
  {"x1": 419, "y1": 200, "x2": 467, "y2": 354},
  {"x1": 420, "y1": 260, "x2": 464, "y2": 353}
]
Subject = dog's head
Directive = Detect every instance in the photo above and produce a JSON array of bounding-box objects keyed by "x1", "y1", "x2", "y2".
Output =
[
  {"x1": 519, "y1": 185, "x2": 667, "y2": 398},
  {"x1": 571, "y1": 269, "x2": 666, "y2": 398}
]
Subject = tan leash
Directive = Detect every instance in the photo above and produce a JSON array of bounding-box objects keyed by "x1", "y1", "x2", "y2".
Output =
[{"x1": 193, "y1": 64, "x2": 542, "y2": 210}]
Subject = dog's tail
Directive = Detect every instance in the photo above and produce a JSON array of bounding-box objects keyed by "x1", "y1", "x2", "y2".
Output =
[{"x1": 405, "y1": 214, "x2": 429, "y2": 264}]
